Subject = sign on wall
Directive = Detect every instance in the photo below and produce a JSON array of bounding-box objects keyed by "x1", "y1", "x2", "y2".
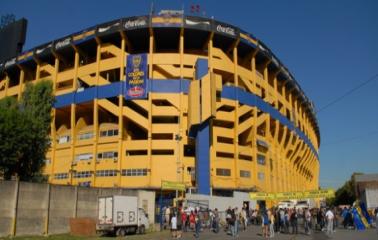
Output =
[
  {"x1": 161, "y1": 181, "x2": 186, "y2": 191},
  {"x1": 249, "y1": 189, "x2": 335, "y2": 200},
  {"x1": 125, "y1": 54, "x2": 148, "y2": 99}
]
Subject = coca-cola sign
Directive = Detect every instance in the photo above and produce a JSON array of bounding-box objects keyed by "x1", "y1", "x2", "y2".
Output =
[
  {"x1": 124, "y1": 16, "x2": 148, "y2": 30},
  {"x1": 216, "y1": 24, "x2": 236, "y2": 36},
  {"x1": 55, "y1": 37, "x2": 71, "y2": 50}
]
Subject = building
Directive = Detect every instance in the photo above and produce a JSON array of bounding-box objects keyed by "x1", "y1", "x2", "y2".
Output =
[
  {"x1": 355, "y1": 173, "x2": 378, "y2": 209},
  {"x1": 0, "y1": 13, "x2": 320, "y2": 195}
]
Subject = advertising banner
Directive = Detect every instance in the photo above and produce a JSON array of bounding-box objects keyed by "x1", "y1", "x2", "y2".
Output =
[
  {"x1": 34, "y1": 42, "x2": 53, "y2": 58},
  {"x1": 184, "y1": 16, "x2": 211, "y2": 31},
  {"x1": 212, "y1": 20, "x2": 239, "y2": 38},
  {"x1": 96, "y1": 19, "x2": 122, "y2": 36},
  {"x1": 152, "y1": 11, "x2": 183, "y2": 27},
  {"x1": 125, "y1": 54, "x2": 148, "y2": 99},
  {"x1": 72, "y1": 29, "x2": 95, "y2": 44},
  {"x1": 249, "y1": 189, "x2": 335, "y2": 200},
  {"x1": 54, "y1": 36, "x2": 72, "y2": 51},
  {"x1": 123, "y1": 16, "x2": 150, "y2": 31},
  {"x1": 161, "y1": 181, "x2": 186, "y2": 191}
]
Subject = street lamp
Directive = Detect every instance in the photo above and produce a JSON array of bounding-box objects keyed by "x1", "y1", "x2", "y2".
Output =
[{"x1": 175, "y1": 133, "x2": 182, "y2": 198}]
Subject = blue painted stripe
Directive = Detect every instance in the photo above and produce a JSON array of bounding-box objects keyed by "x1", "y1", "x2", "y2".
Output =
[
  {"x1": 54, "y1": 79, "x2": 190, "y2": 108},
  {"x1": 150, "y1": 79, "x2": 190, "y2": 93},
  {"x1": 222, "y1": 86, "x2": 318, "y2": 159},
  {"x1": 75, "y1": 87, "x2": 96, "y2": 104},
  {"x1": 54, "y1": 92, "x2": 75, "y2": 108},
  {"x1": 98, "y1": 81, "x2": 123, "y2": 99},
  {"x1": 195, "y1": 59, "x2": 208, "y2": 80},
  {"x1": 196, "y1": 122, "x2": 211, "y2": 195},
  {"x1": 53, "y1": 80, "x2": 318, "y2": 159}
]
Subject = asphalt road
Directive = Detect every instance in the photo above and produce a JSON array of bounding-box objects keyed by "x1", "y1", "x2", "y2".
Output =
[{"x1": 134, "y1": 224, "x2": 378, "y2": 240}]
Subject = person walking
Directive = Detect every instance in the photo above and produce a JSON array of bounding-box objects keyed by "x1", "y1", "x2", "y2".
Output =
[
  {"x1": 325, "y1": 208, "x2": 334, "y2": 235},
  {"x1": 194, "y1": 210, "x2": 200, "y2": 239},
  {"x1": 234, "y1": 207, "x2": 239, "y2": 237},
  {"x1": 230, "y1": 207, "x2": 237, "y2": 237},
  {"x1": 279, "y1": 208, "x2": 285, "y2": 233},
  {"x1": 290, "y1": 208, "x2": 298, "y2": 235},
  {"x1": 171, "y1": 213, "x2": 177, "y2": 239},
  {"x1": 241, "y1": 207, "x2": 247, "y2": 231},
  {"x1": 269, "y1": 209, "x2": 275, "y2": 238},
  {"x1": 284, "y1": 209, "x2": 290, "y2": 234},
  {"x1": 189, "y1": 211, "x2": 195, "y2": 231},
  {"x1": 226, "y1": 206, "x2": 232, "y2": 234},
  {"x1": 262, "y1": 210, "x2": 269, "y2": 238},
  {"x1": 304, "y1": 208, "x2": 312, "y2": 235},
  {"x1": 177, "y1": 209, "x2": 182, "y2": 238},
  {"x1": 165, "y1": 206, "x2": 171, "y2": 230},
  {"x1": 181, "y1": 208, "x2": 187, "y2": 232},
  {"x1": 212, "y1": 208, "x2": 220, "y2": 233}
]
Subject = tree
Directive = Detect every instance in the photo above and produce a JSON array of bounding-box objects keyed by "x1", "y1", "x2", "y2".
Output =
[
  {"x1": 328, "y1": 172, "x2": 363, "y2": 206},
  {"x1": 0, "y1": 80, "x2": 54, "y2": 181}
]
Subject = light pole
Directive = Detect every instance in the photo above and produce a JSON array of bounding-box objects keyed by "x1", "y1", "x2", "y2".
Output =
[{"x1": 175, "y1": 133, "x2": 182, "y2": 198}]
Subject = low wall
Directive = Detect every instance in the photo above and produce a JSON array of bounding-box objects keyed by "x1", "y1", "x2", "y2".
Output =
[{"x1": 0, "y1": 180, "x2": 155, "y2": 237}]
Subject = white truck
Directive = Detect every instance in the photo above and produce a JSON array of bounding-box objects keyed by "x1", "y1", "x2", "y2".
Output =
[{"x1": 96, "y1": 195, "x2": 149, "y2": 237}]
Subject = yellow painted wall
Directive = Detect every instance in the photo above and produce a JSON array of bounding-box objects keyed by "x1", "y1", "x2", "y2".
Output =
[{"x1": 0, "y1": 27, "x2": 320, "y2": 193}]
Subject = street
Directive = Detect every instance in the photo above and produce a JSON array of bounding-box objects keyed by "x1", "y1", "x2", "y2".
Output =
[{"x1": 128, "y1": 225, "x2": 378, "y2": 240}]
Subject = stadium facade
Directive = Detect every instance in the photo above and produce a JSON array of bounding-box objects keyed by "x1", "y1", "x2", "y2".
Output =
[{"x1": 0, "y1": 13, "x2": 320, "y2": 195}]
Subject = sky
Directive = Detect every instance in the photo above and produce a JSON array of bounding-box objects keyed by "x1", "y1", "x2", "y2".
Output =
[{"x1": 1, "y1": 0, "x2": 377, "y2": 189}]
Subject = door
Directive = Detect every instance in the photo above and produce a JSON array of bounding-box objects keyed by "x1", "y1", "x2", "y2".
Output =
[{"x1": 105, "y1": 197, "x2": 113, "y2": 224}]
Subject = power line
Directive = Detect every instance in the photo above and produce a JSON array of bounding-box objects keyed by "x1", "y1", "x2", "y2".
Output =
[
  {"x1": 321, "y1": 130, "x2": 378, "y2": 147},
  {"x1": 316, "y1": 72, "x2": 378, "y2": 113}
]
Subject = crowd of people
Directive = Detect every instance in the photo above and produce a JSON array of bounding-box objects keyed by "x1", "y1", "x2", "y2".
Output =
[
  {"x1": 162, "y1": 205, "x2": 221, "y2": 239},
  {"x1": 162, "y1": 204, "x2": 378, "y2": 239}
]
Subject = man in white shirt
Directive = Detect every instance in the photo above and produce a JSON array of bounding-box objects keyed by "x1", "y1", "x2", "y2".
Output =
[
  {"x1": 325, "y1": 208, "x2": 334, "y2": 235},
  {"x1": 171, "y1": 213, "x2": 177, "y2": 238}
]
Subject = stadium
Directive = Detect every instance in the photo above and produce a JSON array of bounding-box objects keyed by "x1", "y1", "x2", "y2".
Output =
[{"x1": 0, "y1": 12, "x2": 320, "y2": 195}]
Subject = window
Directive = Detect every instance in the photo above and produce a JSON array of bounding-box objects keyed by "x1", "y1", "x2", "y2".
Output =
[
  {"x1": 184, "y1": 145, "x2": 195, "y2": 157},
  {"x1": 100, "y1": 129, "x2": 119, "y2": 138},
  {"x1": 151, "y1": 150, "x2": 174, "y2": 155},
  {"x1": 216, "y1": 168, "x2": 231, "y2": 176},
  {"x1": 97, "y1": 151, "x2": 118, "y2": 160},
  {"x1": 240, "y1": 170, "x2": 251, "y2": 178},
  {"x1": 126, "y1": 150, "x2": 148, "y2": 156},
  {"x1": 58, "y1": 135, "x2": 70, "y2": 144},
  {"x1": 54, "y1": 173, "x2": 68, "y2": 179},
  {"x1": 121, "y1": 168, "x2": 148, "y2": 176},
  {"x1": 258, "y1": 172, "x2": 264, "y2": 180},
  {"x1": 257, "y1": 154, "x2": 266, "y2": 165},
  {"x1": 78, "y1": 181, "x2": 91, "y2": 187},
  {"x1": 73, "y1": 171, "x2": 92, "y2": 178},
  {"x1": 96, "y1": 170, "x2": 117, "y2": 177},
  {"x1": 78, "y1": 132, "x2": 94, "y2": 140},
  {"x1": 75, "y1": 153, "x2": 93, "y2": 162}
]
